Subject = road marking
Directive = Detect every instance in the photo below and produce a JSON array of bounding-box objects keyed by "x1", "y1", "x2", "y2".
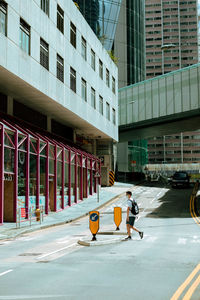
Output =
[
  {"x1": 0, "y1": 270, "x2": 13, "y2": 277},
  {"x1": 190, "y1": 194, "x2": 200, "y2": 226},
  {"x1": 170, "y1": 264, "x2": 200, "y2": 300},
  {"x1": 182, "y1": 275, "x2": 200, "y2": 300},
  {"x1": 37, "y1": 242, "x2": 77, "y2": 260}
]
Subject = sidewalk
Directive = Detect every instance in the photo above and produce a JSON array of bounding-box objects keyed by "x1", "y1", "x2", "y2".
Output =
[{"x1": 0, "y1": 182, "x2": 135, "y2": 241}]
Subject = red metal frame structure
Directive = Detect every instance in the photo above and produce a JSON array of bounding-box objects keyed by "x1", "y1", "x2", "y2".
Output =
[{"x1": 0, "y1": 116, "x2": 100, "y2": 225}]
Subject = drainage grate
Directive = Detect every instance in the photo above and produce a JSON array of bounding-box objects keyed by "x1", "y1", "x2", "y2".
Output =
[{"x1": 19, "y1": 253, "x2": 42, "y2": 256}]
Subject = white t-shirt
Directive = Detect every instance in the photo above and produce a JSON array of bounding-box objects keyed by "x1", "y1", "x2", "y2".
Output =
[{"x1": 127, "y1": 197, "x2": 136, "y2": 217}]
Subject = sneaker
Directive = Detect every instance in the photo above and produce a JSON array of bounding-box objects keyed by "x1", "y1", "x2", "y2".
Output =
[
  {"x1": 139, "y1": 232, "x2": 144, "y2": 239},
  {"x1": 124, "y1": 236, "x2": 132, "y2": 240}
]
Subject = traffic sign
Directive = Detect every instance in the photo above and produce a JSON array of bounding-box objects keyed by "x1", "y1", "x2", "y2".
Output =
[
  {"x1": 114, "y1": 207, "x2": 122, "y2": 230},
  {"x1": 89, "y1": 211, "x2": 99, "y2": 241},
  {"x1": 94, "y1": 172, "x2": 100, "y2": 178}
]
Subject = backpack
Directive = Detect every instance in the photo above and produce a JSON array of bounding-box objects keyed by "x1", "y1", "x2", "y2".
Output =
[{"x1": 131, "y1": 200, "x2": 139, "y2": 215}]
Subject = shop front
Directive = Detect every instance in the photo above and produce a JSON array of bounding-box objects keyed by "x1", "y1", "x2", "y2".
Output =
[{"x1": 0, "y1": 116, "x2": 100, "y2": 225}]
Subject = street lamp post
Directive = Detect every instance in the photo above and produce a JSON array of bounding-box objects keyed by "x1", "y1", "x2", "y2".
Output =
[{"x1": 161, "y1": 44, "x2": 176, "y2": 74}]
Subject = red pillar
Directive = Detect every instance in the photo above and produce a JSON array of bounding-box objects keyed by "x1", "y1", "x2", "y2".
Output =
[
  {"x1": 54, "y1": 145, "x2": 57, "y2": 211},
  {"x1": 90, "y1": 159, "x2": 93, "y2": 195},
  {"x1": 62, "y1": 148, "x2": 65, "y2": 209},
  {"x1": 45, "y1": 142, "x2": 49, "y2": 215},
  {"x1": 25, "y1": 135, "x2": 30, "y2": 219},
  {"x1": 68, "y1": 151, "x2": 71, "y2": 206},
  {"x1": 36, "y1": 138, "x2": 40, "y2": 209},
  {"x1": 13, "y1": 130, "x2": 18, "y2": 222},
  {"x1": 75, "y1": 154, "x2": 77, "y2": 203},
  {"x1": 80, "y1": 154, "x2": 83, "y2": 200},
  {"x1": 0, "y1": 125, "x2": 4, "y2": 224}
]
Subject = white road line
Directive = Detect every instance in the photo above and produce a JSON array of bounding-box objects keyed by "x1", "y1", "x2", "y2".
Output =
[
  {"x1": 37, "y1": 243, "x2": 77, "y2": 260},
  {"x1": 0, "y1": 270, "x2": 13, "y2": 277}
]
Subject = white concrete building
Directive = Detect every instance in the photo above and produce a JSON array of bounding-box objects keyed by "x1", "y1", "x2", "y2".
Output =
[{"x1": 0, "y1": 0, "x2": 118, "y2": 143}]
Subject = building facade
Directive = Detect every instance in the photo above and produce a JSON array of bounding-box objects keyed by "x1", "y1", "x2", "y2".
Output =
[
  {"x1": 114, "y1": 0, "x2": 146, "y2": 87},
  {"x1": 0, "y1": 0, "x2": 118, "y2": 224},
  {"x1": 146, "y1": 0, "x2": 199, "y2": 79},
  {"x1": 148, "y1": 131, "x2": 200, "y2": 164}
]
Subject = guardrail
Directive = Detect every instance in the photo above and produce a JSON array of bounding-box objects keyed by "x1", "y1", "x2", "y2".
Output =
[{"x1": 16, "y1": 206, "x2": 45, "y2": 229}]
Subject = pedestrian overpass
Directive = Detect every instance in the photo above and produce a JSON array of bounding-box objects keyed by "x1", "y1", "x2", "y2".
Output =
[{"x1": 119, "y1": 63, "x2": 200, "y2": 142}]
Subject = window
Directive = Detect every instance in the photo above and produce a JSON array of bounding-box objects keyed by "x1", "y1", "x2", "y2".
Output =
[
  {"x1": 70, "y1": 67, "x2": 76, "y2": 93},
  {"x1": 99, "y1": 96, "x2": 103, "y2": 115},
  {"x1": 112, "y1": 77, "x2": 116, "y2": 94},
  {"x1": 41, "y1": 0, "x2": 49, "y2": 16},
  {"x1": 19, "y1": 19, "x2": 30, "y2": 54},
  {"x1": 81, "y1": 37, "x2": 87, "y2": 60},
  {"x1": 57, "y1": 5, "x2": 64, "y2": 34},
  {"x1": 70, "y1": 22, "x2": 76, "y2": 48},
  {"x1": 106, "y1": 69, "x2": 110, "y2": 87},
  {"x1": 99, "y1": 59, "x2": 103, "y2": 79},
  {"x1": 81, "y1": 78, "x2": 87, "y2": 101},
  {"x1": 57, "y1": 54, "x2": 64, "y2": 82},
  {"x1": 40, "y1": 38, "x2": 49, "y2": 70},
  {"x1": 112, "y1": 108, "x2": 116, "y2": 125},
  {"x1": 0, "y1": 0, "x2": 7, "y2": 36},
  {"x1": 106, "y1": 102, "x2": 110, "y2": 120},
  {"x1": 91, "y1": 88, "x2": 96, "y2": 109},
  {"x1": 91, "y1": 49, "x2": 95, "y2": 70}
]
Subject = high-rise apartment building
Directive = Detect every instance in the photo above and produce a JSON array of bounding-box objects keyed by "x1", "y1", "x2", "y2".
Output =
[
  {"x1": 146, "y1": 0, "x2": 198, "y2": 79},
  {"x1": 148, "y1": 131, "x2": 200, "y2": 164}
]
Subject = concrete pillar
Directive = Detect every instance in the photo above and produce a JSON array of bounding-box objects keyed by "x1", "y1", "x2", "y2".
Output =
[{"x1": 7, "y1": 96, "x2": 13, "y2": 116}]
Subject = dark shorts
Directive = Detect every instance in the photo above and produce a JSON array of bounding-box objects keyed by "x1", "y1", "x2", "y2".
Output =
[{"x1": 126, "y1": 216, "x2": 136, "y2": 226}]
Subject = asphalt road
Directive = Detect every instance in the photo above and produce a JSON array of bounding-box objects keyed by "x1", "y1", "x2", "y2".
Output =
[{"x1": 0, "y1": 183, "x2": 200, "y2": 300}]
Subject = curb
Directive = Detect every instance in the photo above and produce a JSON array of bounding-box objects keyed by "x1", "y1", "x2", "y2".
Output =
[
  {"x1": 97, "y1": 231, "x2": 127, "y2": 235},
  {"x1": 78, "y1": 236, "x2": 123, "y2": 246},
  {"x1": 0, "y1": 183, "x2": 141, "y2": 241}
]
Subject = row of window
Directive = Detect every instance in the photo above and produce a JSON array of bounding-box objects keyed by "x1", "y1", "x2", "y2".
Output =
[
  {"x1": 0, "y1": 1, "x2": 116, "y2": 94},
  {"x1": 80, "y1": 77, "x2": 116, "y2": 124}
]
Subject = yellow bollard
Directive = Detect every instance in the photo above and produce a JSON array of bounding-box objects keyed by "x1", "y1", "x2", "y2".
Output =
[
  {"x1": 114, "y1": 207, "x2": 122, "y2": 231},
  {"x1": 89, "y1": 211, "x2": 99, "y2": 241},
  {"x1": 35, "y1": 209, "x2": 41, "y2": 222}
]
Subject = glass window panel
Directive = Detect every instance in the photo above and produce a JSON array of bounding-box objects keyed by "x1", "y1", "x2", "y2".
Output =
[
  {"x1": 70, "y1": 22, "x2": 76, "y2": 48},
  {"x1": 99, "y1": 59, "x2": 103, "y2": 79},
  {"x1": 57, "y1": 161, "x2": 62, "y2": 210},
  {"x1": 99, "y1": 96, "x2": 103, "y2": 115},
  {"x1": 91, "y1": 49, "x2": 95, "y2": 70},
  {"x1": 81, "y1": 78, "x2": 87, "y2": 101},
  {"x1": 0, "y1": 1, "x2": 7, "y2": 36},
  {"x1": 40, "y1": 156, "x2": 46, "y2": 196},
  {"x1": 49, "y1": 144, "x2": 55, "y2": 159},
  {"x1": 19, "y1": 19, "x2": 30, "y2": 55},
  {"x1": 81, "y1": 36, "x2": 87, "y2": 60},
  {"x1": 64, "y1": 163, "x2": 69, "y2": 206},
  {"x1": 29, "y1": 154, "x2": 37, "y2": 196},
  {"x1": 91, "y1": 88, "x2": 96, "y2": 109},
  {"x1": 49, "y1": 158, "x2": 54, "y2": 174},
  {"x1": 4, "y1": 147, "x2": 14, "y2": 172},
  {"x1": 57, "y1": 4, "x2": 64, "y2": 34},
  {"x1": 71, "y1": 164, "x2": 75, "y2": 204},
  {"x1": 70, "y1": 67, "x2": 76, "y2": 93},
  {"x1": 57, "y1": 54, "x2": 64, "y2": 82},
  {"x1": 30, "y1": 139, "x2": 37, "y2": 153},
  {"x1": 4, "y1": 130, "x2": 14, "y2": 147}
]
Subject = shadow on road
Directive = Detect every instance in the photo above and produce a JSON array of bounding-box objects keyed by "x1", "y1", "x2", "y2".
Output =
[{"x1": 144, "y1": 182, "x2": 193, "y2": 219}]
